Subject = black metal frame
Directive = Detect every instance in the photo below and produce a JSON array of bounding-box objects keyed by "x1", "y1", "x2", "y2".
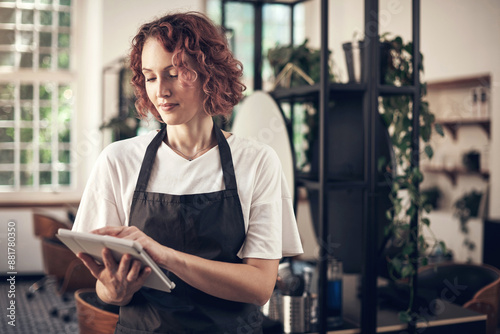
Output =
[
  {"x1": 220, "y1": 1, "x2": 421, "y2": 333},
  {"x1": 221, "y1": 0, "x2": 307, "y2": 92}
]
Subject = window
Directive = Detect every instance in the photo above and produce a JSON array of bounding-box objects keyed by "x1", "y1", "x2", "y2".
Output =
[
  {"x1": 0, "y1": 0, "x2": 75, "y2": 192},
  {"x1": 207, "y1": 0, "x2": 310, "y2": 169}
]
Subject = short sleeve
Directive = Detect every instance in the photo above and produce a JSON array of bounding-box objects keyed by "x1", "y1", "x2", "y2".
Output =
[
  {"x1": 72, "y1": 147, "x2": 126, "y2": 233},
  {"x1": 237, "y1": 146, "x2": 303, "y2": 259}
]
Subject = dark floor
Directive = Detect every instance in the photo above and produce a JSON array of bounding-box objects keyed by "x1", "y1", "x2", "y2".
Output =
[{"x1": 0, "y1": 275, "x2": 79, "y2": 334}]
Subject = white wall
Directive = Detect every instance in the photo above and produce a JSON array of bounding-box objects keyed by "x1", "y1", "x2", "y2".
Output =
[
  {"x1": 419, "y1": 0, "x2": 500, "y2": 219},
  {"x1": 102, "y1": 0, "x2": 204, "y2": 66}
]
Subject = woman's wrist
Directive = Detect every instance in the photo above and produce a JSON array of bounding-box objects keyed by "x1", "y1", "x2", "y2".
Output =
[{"x1": 158, "y1": 246, "x2": 184, "y2": 274}]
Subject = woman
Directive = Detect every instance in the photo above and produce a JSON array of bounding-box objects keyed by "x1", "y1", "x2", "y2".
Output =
[{"x1": 73, "y1": 11, "x2": 303, "y2": 333}]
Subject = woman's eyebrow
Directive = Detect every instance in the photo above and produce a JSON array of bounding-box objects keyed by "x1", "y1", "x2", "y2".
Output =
[{"x1": 142, "y1": 65, "x2": 175, "y2": 72}]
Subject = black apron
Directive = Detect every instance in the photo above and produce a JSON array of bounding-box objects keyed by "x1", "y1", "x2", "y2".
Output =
[{"x1": 114, "y1": 123, "x2": 263, "y2": 334}]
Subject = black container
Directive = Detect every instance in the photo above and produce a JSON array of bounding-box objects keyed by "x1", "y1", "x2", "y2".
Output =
[
  {"x1": 463, "y1": 151, "x2": 480, "y2": 172},
  {"x1": 342, "y1": 41, "x2": 391, "y2": 84}
]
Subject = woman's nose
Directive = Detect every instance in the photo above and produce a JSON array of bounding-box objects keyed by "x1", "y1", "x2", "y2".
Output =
[{"x1": 157, "y1": 78, "x2": 172, "y2": 97}]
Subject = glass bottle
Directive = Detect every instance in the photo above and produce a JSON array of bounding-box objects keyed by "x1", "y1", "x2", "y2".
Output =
[{"x1": 327, "y1": 257, "x2": 343, "y2": 328}]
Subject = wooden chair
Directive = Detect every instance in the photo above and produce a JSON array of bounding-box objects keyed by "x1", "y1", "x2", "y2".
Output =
[
  {"x1": 418, "y1": 262, "x2": 500, "y2": 334},
  {"x1": 463, "y1": 299, "x2": 497, "y2": 334},
  {"x1": 30, "y1": 213, "x2": 96, "y2": 296},
  {"x1": 75, "y1": 288, "x2": 119, "y2": 334}
]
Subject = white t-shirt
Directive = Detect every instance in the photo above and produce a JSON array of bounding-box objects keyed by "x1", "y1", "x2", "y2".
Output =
[{"x1": 72, "y1": 130, "x2": 303, "y2": 259}]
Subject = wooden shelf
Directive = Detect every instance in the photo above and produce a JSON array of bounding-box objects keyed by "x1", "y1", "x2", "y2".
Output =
[
  {"x1": 436, "y1": 118, "x2": 490, "y2": 140},
  {"x1": 427, "y1": 74, "x2": 491, "y2": 90},
  {"x1": 422, "y1": 166, "x2": 490, "y2": 185}
]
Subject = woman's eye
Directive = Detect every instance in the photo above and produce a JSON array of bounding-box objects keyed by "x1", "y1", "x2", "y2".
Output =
[{"x1": 146, "y1": 77, "x2": 156, "y2": 82}]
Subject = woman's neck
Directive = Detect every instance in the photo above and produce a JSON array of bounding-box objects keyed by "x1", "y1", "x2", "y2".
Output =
[{"x1": 164, "y1": 117, "x2": 216, "y2": 158}]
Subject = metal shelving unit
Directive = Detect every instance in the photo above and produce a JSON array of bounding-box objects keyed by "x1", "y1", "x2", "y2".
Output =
[{"x1": 221, "y1": 1, "x2": 421, "y2": 333}]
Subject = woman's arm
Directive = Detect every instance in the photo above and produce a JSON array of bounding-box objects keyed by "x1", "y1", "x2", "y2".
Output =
[
  {"x1": 92, "y1": 226, "x2": 279, "y2": 306},
  {"x1": 167, "y1": 251, "x2": 278, "y2": 306}
]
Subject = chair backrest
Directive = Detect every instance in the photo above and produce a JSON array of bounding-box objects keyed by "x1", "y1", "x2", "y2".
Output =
[
  {"x1": 34, "y1": 213, "x2": 96, "y2": 293},
  {"x1": 75, "y1": 289, "x2": 119, "y2": 334},
  {"x1": 33, "y1": 213, "x2": 71, "y2": 239},
  {"x1": 418, "y1": 263, "x2": 500, "y2": 306}
]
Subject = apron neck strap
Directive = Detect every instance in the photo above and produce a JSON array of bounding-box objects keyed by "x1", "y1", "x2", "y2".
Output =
[
  {"x1": 134, "y1": 121, "x2": 237, "y2": 192},
  {"x1": 213, "y1": 121, "x2": 237, "y2": 191},
  {"x1": 134, "y1": 125, "x2": 166, "y2": 192}
]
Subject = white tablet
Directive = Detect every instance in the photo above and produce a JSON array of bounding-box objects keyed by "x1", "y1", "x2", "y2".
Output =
[{"x1": 56, "y1": 229, "x2": 175, "y2": 292}]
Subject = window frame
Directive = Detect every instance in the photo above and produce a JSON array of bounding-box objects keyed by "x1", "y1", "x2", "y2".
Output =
[{"x1": 0, "y1": 0, "x2": 86, "y2": 205}]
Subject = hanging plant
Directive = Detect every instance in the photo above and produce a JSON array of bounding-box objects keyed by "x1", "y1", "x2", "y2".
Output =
[{"x1": 377, "y1": 33, "x2": 446, "y2": 324}]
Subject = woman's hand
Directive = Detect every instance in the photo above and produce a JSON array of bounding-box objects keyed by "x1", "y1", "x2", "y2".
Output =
[
  {"x1": 91, "y1": 226, "x2": 169, "y2": 265},
  {"x1": 76, "y1": 226, "x2": 164, "y2": 306},
  {"x1": 77, "y1": 249, "x2": 151, "y2": 306}
]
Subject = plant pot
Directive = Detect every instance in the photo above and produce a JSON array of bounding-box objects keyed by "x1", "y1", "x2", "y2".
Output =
[
  {"x1": 462, "y1": 151, "x2": 480, "y2": 172},
  {"x1": 342, "y1": 41, "x2": 391, "y2": 84}
]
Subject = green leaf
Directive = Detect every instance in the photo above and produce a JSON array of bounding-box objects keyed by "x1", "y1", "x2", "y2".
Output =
[
  {"x1": 400, "y1": 223, "x2": 411, "y2": 231},
  {"x1": 402, "y1": 244, "x2": 415, "y2": 256},
  {"x1": 421, "y1": 218, "x2": 430, "y2": 226},
  {"x1": 434, "y1": 123, "x2": 445, "y2": 137},
  {"x1": 424, "y1": 145, "x2": 434, "y2": 159},
  {"x1": 424, "y1": 204, "x2": 432, "y2": 213},
  {"x1": 421, "y1": 125, "x2": 431, "y2": 142},
  {"x1": 391, "y1": 257, "x2": 403, "y2": 272},
  {"x1": 413, "y1": 167, "x2": 423, "y2": 180},
  {"x1": 384, "y1": 224, "x2": 393, "y2": 237},
  {"x1": 378, "y1": 156, "x2": 387, "y2": 173},
  {"x1": 399, "y1": 311, "x2": 412, "y2": 323},
  {"x1": 439, "y1": 241, "x2": 447, "y2": 253},
  {"x1": 406, "y1": 205, "x2": 416, "y2": 218},
  {"x1": 386, "y1": 209, "x2": 393, "y2": 221},
  {"x1": 401, "y1": 263, "x2": 414, "y2": 278},
  {"x1": 403, "y1": 42, "x2": 413, "y2": 56}
]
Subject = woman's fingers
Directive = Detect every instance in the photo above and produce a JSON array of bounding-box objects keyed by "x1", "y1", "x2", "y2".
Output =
[
  {"x1": 101, "y1": 248, "x2": 118, "y2": 273},
  {"x1": 77, "y1": 252, "x2": 104, "y2": 279},
  {"x1": 138, "y1": 266, "x2": 152, "y2": 282},
  {"x1": 117, "y1": 253, "x2": 133, "y2": 279},
  {"x1": 91, "y1": 226, "x2": 126, "y2": 236},
  {"x1": 126, "y1": 259, "x2": 144, "y2": 282}
]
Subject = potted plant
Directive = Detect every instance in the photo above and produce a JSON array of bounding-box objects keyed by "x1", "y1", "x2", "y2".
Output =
[
  {"x1": 267, "y1": 40, "x2": 335, "y2": 172},
  {"x1": 462, "y1": 150, "x2": 481, "y2": 172},
  {"x1": 421, "y1": 186, "x2": 442, "y2": 210},
  {"x1": 100, "y1": 63, "x2": 142, "y2": 141}
]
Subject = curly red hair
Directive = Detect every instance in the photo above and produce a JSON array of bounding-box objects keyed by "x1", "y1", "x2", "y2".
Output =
[{"x1": 129, "y1": 12, "x2": 245, "y2": 122}]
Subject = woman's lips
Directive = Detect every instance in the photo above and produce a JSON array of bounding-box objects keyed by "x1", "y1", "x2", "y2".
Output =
[{"x1": 159, "y1": 103, "x2": 178, "y2": 112}]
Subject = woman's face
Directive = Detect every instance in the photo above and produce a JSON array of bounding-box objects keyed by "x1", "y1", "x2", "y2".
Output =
[{"x1": 141, "y1": 38, "x2": 205, "y2": 125}]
